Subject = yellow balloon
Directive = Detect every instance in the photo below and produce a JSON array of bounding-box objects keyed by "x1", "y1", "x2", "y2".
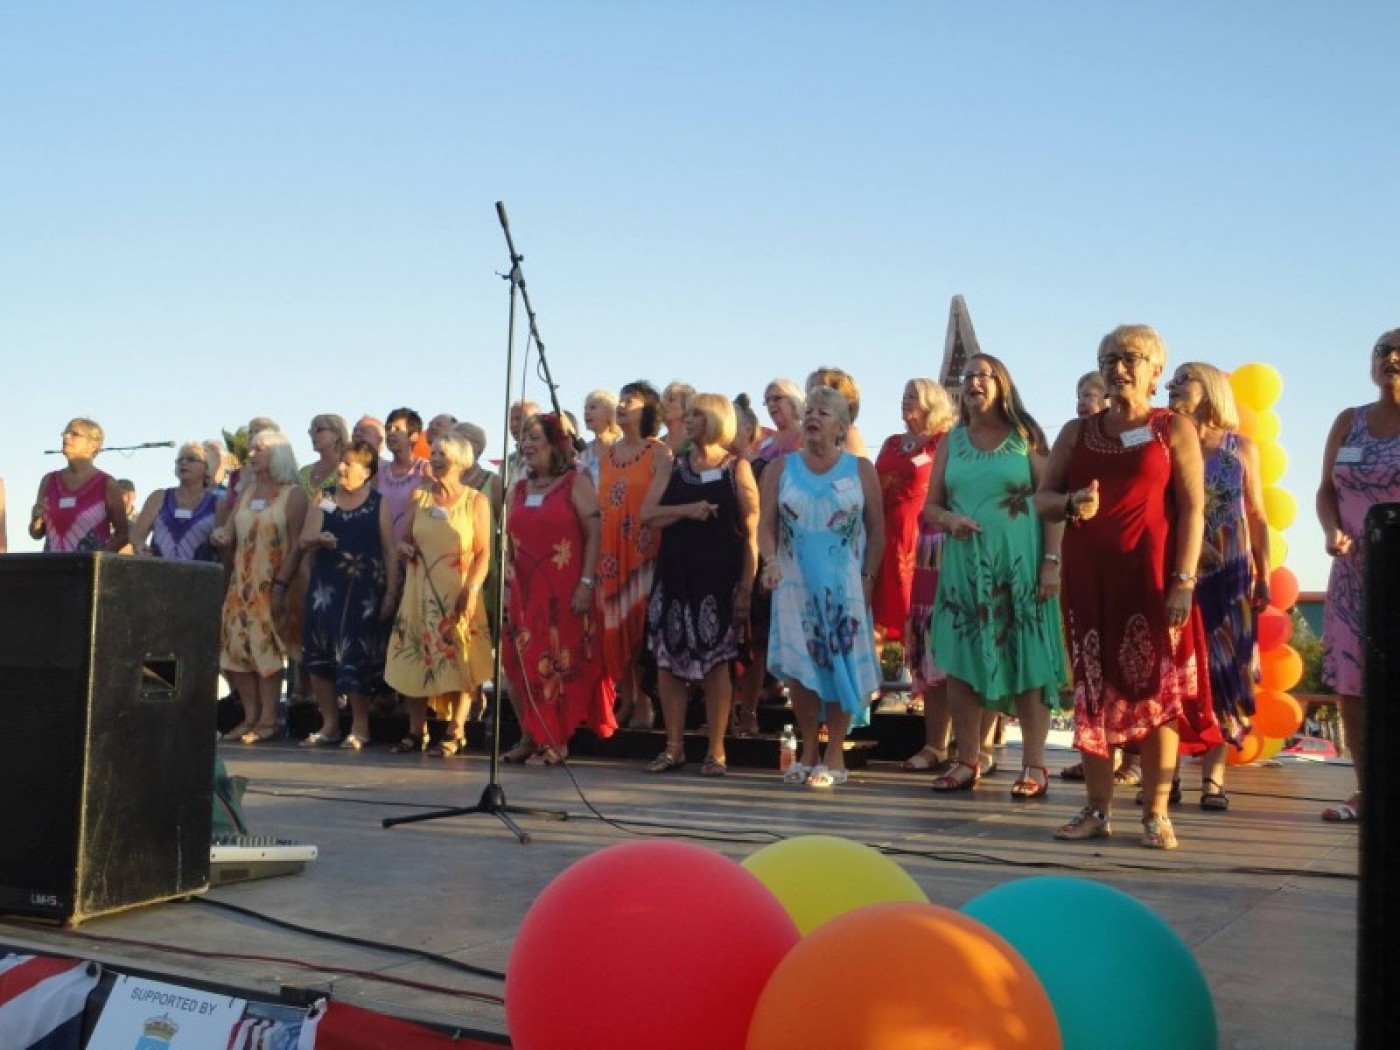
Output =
[
  {"x1": 1259, "y1": 735, "x2": 1286, "y2": 760},
  {"x1": 1257, "y1": 442, "x2": 1288, "y2": 486},
  {"x1": 1253, "y1": 409, "x2": 1281, "y2": 444},
  {"x1": 1269, "y1": 527, "x2": 1289, "y2": 570},
  {"x1": 1263, "y1": 486, "x2": 1297, "y2": 531},
  {"x1": 1230, "y1": 363, "x2": 1283, "y2": 411},
  {"x1": 741, "y1": 835, "x2": 929, "y2": 935}
]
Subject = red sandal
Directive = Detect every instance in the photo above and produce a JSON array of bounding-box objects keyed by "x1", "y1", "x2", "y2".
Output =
[
  {"x1": 1010, "y1": 765, "x2": 1050, "y2": 801},
  {"x1": 930, "y1": 760, "x2": 979, "y2": 793}
]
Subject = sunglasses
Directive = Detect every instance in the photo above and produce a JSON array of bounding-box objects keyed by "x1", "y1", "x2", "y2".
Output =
[{"x1": 1374, "y1": 343, "x2": 1400, "y2": 358}]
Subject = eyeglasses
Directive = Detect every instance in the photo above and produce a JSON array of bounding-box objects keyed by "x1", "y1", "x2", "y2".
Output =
[
  {"x1": 763, "y1": 395, "x2": 786, "y2": 405},
  {"x1": 1098, "y1": 351, "x2": 1150, "y2": 371},
  {"x1": 961, "y1": 371, "x2": 996, "y2": 385},
  {"x1": 176, "y1": 454, "x2": 205, "y2": 464},
  {"x1": 1374, "y1": 343, "x2": 1400, "y2": 358},
  {"x1": 1165, "y1": 374, "x2": 1199, "y2": 388}
]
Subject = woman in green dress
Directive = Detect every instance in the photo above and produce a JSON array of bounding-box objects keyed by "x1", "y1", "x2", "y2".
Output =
[{"x1": 923, "y1": 353, "x2": 1067, "y2": 799}]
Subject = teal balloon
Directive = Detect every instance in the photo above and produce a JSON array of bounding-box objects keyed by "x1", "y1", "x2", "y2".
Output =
[{"x1": 962, "y1": 877, "x2": 1216, "y2": 1050}]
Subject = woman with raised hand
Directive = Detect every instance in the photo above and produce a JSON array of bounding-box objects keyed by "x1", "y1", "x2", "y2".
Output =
[
  {"x1": 731, "y1": 378, "x2": 806, "y2": 736},
  {"x1": 1316, "y1": 326, "x2": 1400, "y2": 824},
  {"x1": 924, "y1": 355, "x2": 1066, "y2": 800},
  {"x1": 128, "y1": 442, "x2": 221, "y2": 562},
  {"x1": 759, "y1": 386, "x2": 884, "y2": 789},
  {"x1": 501, "y1": 413, "x2": 616, "y2": 766},
  {"x1": 298, "y1": 441, "x2": 398, "y2": 750},
  {"x1": 641, "y1": 393, "x2": 759, "y2": 776},
  {"x1": 29, "y1": 418, "x2": 128, "y2": 553},
  {"x1": 598, "y1": 380, "x2": 673, "y2": 730},
  {"x1": 384, "y1": 432, "x2": 493, "y2": 756},
  {"x1": 210, "y1": 430, "x2": 308, "y2": 744},
  {"x1": 1037, "y1": 324, "x2": 1220, "y2": 850},
  {"x1": 1166, "y1": 361, "x2": 1270, "y2": 811}
]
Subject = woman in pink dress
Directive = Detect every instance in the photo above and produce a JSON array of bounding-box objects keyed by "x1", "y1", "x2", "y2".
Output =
[
  {"x1": 1037, "y1": 325, "x2": 1221, "y2": 849},
  {"x1": 1317, "y1": 326, "x2": 1400, "y2": 823},
  {"x1": 28, "y1": 418, "x2": 128, "y2": 553},
  {"x1": 501, "y1": 413, "x2": 616, "y2": 765}
]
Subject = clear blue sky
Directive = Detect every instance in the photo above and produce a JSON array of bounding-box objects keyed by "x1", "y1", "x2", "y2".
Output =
[{"x1": 3, "y1": 2, "x2": 1395, "y2": 590}]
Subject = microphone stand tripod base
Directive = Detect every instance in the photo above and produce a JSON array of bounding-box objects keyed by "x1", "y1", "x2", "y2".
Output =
[{"x1": 381, "y1": 782, "x2": 569, "y2": 844}]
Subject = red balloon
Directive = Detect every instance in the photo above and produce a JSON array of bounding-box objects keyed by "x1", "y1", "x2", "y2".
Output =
[
  {"x1": 1252, "y1": 689, "x2": 1304, "y2": 739},
  {"x1": 1256, "y1": 606, "x2": 1293, "y2": 652},
  {"x1": 1269, "y1": 566, "x2": 1300, "y2": 611},
  {"x1": 506, "y1": 842, "x2": 799, "y2": 1050}
]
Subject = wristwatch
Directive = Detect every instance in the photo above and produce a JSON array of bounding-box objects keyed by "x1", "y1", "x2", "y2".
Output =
[{"x1": 580, "y1": 576, "x2": 596, "y2": 589}]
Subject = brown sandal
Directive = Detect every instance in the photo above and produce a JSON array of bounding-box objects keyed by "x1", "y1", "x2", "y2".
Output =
[
  {"x1": 645, "y1": 750, "x2": 687, "y2": 773},
  {"x1": 389, "y1": 733, "x2": 427, "y2": 754},
  {"x1": 502, "y1": 738, "x2": 537, "y2": 763},
  {"x1": 902, "y1": 746, "x2": 947, "y2": 772}
]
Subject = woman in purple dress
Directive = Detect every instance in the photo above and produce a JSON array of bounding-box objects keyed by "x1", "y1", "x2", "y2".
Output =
[
  {"x1": 1317, "y1": 327, "x2": 1400, "y2": 823},
  {"x1": 129, "y1": 442, "x2": 221, "y2": 562}
]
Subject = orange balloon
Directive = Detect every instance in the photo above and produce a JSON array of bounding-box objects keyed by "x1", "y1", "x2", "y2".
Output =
[
  {"x1": 1269, "y1": 566, "x2": 1300, "y2": 610},
  {"x1": 1236, "y1": 403, "x2": 1258, "y2": 440},
  {"x1": 1259, "y1": 645, "x2": 1304, "y2": 692},
  {"x1": 1227, "y1": 731, "x2": 1264, "y2": 766},
  {"x1": 1252, "y1": 690, "x2": 1304, "y2": 739},
  {"x1": 747, "y1": 902, "x2": 1061, "y2": 1050}
]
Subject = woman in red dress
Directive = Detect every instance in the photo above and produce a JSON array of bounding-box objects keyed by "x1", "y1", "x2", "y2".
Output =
[
  {"x1": 503, "y1": 413, "x2": 617, "y2": 765},
  {"x1": 1037, "y1": 324, "x2": 1221, "y2": 849},
  {"x1": 29, "y1": 418, "x2": 128, "y2": 553}
]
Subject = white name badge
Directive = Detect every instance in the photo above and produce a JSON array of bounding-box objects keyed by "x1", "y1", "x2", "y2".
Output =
[
  {"x1": 430, "y1": 506, "x2": 449, "y2": 519},
  {"x1": 319, "y1": 498, "x2": 336, "y2": 513},
  {"x1": 524, "y1": 493, "x2": 545, "y2": 508},
  {"x1": 58, "y1": 496, "x2": 77, "y2": 509},
  {"x1": 911, "y1": 453, "x2": 931, "y2": 467},
  {"x1": 250, "y1": 498, "x2": 267, "y2": 511},
  {"x1": 700, "y1": 468, "x2": 723, "y2": 484},
  {"x1": 1120, "y1": 427, "x2": 1153, "y2": 448},
  {"x1": 173, "y1": 508, "x2": 193, "y2": 520},
  {"x1": 1336, "y1": 446, "x2": 1363, "y2": 465},
  {"x1": 833, "y1": 477, "x2": 857, "y2": 493}
]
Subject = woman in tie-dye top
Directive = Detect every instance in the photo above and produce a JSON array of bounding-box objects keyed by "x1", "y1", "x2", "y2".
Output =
[
  {"x1": 28, "y1": 418, "x2": 128, "y2": 553},
  {"x1": 129, "y1": 442, "x2": 221, "y2": 562}
]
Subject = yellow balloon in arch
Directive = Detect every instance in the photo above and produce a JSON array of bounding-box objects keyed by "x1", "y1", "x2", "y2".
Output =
[
  {"x1": 1268, "y1": 527, "x2": 1289, "y2": 570},
  {"x1": 1230, "y1": 363, "x2": 1284, "y2": 411},
  {"x1": 1263, "y1": 486, "x2": 1298, "y2": 531},
  {"x1": 1257, "y1": 442, "x2": 1289, "y2": 486},
  {"x1": 1252, "y1": 409, "x2": 1281, "y2": 445}
]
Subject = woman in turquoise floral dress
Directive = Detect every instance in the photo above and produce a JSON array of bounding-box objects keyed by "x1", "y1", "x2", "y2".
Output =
[
  {"x1": 759, "y1": 386, "x2": 884, "y2": 789},
  {"x1": 924, "y1": 354, "x2": 1066, "y2": 799}
]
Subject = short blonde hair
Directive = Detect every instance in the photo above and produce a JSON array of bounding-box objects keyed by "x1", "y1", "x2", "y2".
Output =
[
  {"x1": 175, "y1": 441, "x2": 208, "y2": 482},
  {"x1": 689, "y1": 393, "x2": 737, "y2": 448},
  {"x1": 434, "y1": 433, "x2": 473, "y2": 467},
  {"x1": 254, "y1": 430, "x2": 299, "y2": 485},
  {"x1": 1099, "y1": 324, "x2": 1167, "y2": 372},
  {"x1": 663, "y1": 381, "x2": 696, "y2": 414},
  {"x1": 764, "y1": 377, "x2": 805, "y2": 419},
  {"x1": 806, "y1": 367, "x2": 861, "y2": 421},
  {"x1": 907, "y1": 378, "x2": 955, "y2": 436},
  {"x1": 311, "y1": 414, "x2": 350, "y2": 450},
  {"x1": 1181, "y1": 361, "x2": 1240, "y2": 431},
  {"x1": 67, "y1": 417, "x2": 104, "y2": 449},
  {"x1": 203, "y1": 440, "x2": 229, "y2": 486},
  {"x1": 1077, "y1": 371, "x2": 1107, "y2": 395},
  {"x1": 805, "y1": 385, "x2": 852, "y2": 437}
]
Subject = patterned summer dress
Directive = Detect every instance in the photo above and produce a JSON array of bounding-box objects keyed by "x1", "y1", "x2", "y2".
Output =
[
  {"x1": 1197, "y1": 431, "x2": 1256, "y2": 745},
  {"x1": 504, "y1": 476, "x2": 617, "y2": 746},
  {"x1": 40, "y1": 470, "x2": 114, "y2": 552},
  {"x1": 646, "y1": 454, "x2": 747, "y2": 680},
  {"x1": 376, "y1": 458, "x2": 429, "y2": 545},
  {"x1": 384, "y1": 486, "x2": 493, "y2": 699},
  {"x1": 930, "y1": 427, "x2": 1066, "y2": 712},
  {"x1": 1323, "y1": 405, "x2": 1400, "y2": 696},
  {"x1": 221, "y1": 485, "x2": 295, "y2": 676},
  {"x1": 597, "y1": 438, "x2": 663, "y2": 680},
  {"x1": 1061, "y1": 410, "x2": 1221, "y2": 757},
  {"x1": 872, "y1": 433, "x2": 939, "y2": 640},
  {"x1": 151, "y1": 489, "x2": 219, "y2": 562},
  {"x1": 303, "y1": 489, "x2": 390, "y2": 697},
  {"x1": 766, "y1": 452, "x2": 879, "y2": 724}
]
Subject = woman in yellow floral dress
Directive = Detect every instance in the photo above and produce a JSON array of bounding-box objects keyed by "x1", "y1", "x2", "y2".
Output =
[{"x1": 384, "y1": 432, "x2": 493, "y2": 755}]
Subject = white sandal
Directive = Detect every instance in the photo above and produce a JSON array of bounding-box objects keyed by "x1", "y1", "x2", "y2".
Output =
[
  {"x1": 782, "y1": 761, "x2": 813, "y2": 785},
  {"x1": 807, "y1": 765, "x2": 848, "y2": 789}
]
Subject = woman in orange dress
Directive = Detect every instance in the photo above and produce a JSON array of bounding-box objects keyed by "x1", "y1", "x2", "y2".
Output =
[{"x1": 598, "y1": 381, "x2": 672, "y2": 729}]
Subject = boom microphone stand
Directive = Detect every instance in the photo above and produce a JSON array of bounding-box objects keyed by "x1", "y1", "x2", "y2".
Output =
[{"x1": 383, "y1": 201, "x2": 568, "y2": 843}]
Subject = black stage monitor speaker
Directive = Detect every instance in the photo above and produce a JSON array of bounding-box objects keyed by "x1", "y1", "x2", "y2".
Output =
[{"x1": 0, "y1": 553, "x2": 223, "y2": 924}]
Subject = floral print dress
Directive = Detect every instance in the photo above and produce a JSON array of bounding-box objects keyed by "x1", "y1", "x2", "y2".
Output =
[
  {"x1": 929, "y1": 427, "x2": 1065, "y2": 712},
  {"x1": 220, "y1": 485, "x2": 295, "y2": 676},
  {"x1": 766, "y1": 452, "x2": 879, "y2": 724},
  {"x1": 385, "y1": 486, "x2": 493, "y2": 699}
]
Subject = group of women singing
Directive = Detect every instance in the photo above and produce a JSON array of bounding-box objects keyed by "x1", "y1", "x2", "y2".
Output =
[{"x1": 20, "y1": 323, "x2": 1397, "y2": 845}]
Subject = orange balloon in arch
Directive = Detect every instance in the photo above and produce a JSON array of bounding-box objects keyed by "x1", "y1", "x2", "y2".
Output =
[
  {"x1": 1236, "y1": 404, "x2": 1259, "y2": 440},
  {"x1": 747, "y1": 902, "x2": 1061, "y2": 1050},
  {"x1": 1252, "y1": 690, "x2": 1304, "y2": 739},
  {"x1": 1227, "y1": 731, "x2": 1264, "y2": 766},
  {"x1": 1259, "y1": 645, "x2": 1304, "y2": 692},
  {"x1": 1269, "y1": 566, "x2": 1300, "y2": 610}
]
